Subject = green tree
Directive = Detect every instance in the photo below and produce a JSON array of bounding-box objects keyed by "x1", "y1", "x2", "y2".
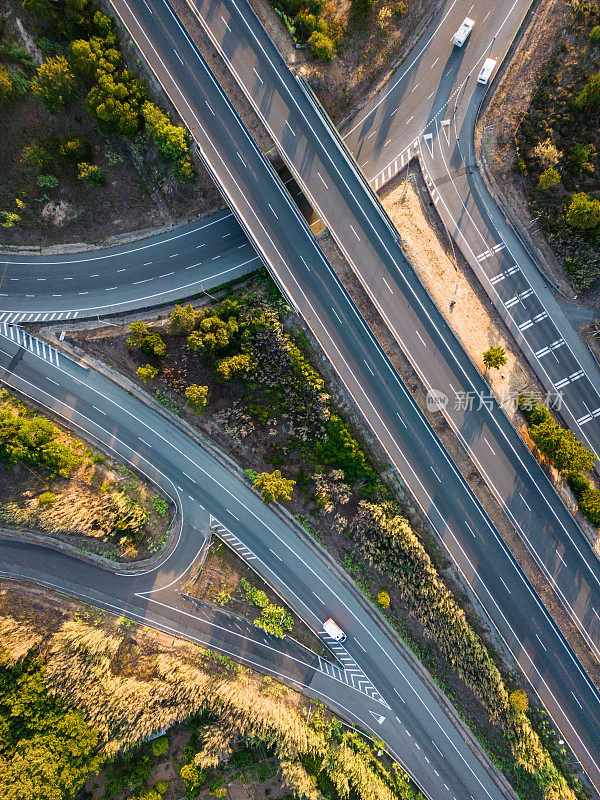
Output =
[
  {"x1": 538, "y1": 167, "x2": 560, "y2": 191},
  {"x1": 185, "y1": 384, "x2": 209, "y2": 414},
  {"x1": 574, "y1": 72, "x2": 600, "y2": 108},
  {"x1": 483, "y1": 346, "x2": 507, "y2": 370},
  {"x1": 136, "y1": 364, "x2": 158, "y2": 383},
  {"x1": 142, "y1": 102, "x2": 188, "y2": 161},
  {"x1": 180, "y1": 763, "x2": 206, "y2": 791},
  {"x1": 529, "y1": 418, "x2": 596, "y2": 473},
  {"x1": 59, "y1": 137, "x2": 92, "y2": 162},
  {"x1": 174, "y1": 156, "x2": 195, "y2": 183},
  {"x1": 307, "y1": 31, "x2": 334, "y2": 60},
  {"x1": 21, "y1": 142, "x2": 52, "y2": 171},
  {"x1": 579, "y1": 487, "x2": 600, "y2": 525},
  {"x1": 0, "y1": 65, "x2": 28, "y2": 106},
  {"x1": 167, "y1": 303, "x2": 199, "y2": 334},
  {"x1": 127, "y1": 322, "x2": 166, "y2": 357},
  {"x1": 214, "y1": 352, "x2": 253, "y2": 381},
  {"x1": 253, "y1": 469, "x2": 296, "y2": 503},
  {"x1": 566, "y1": 192, "x2": 600, "y2": 228},
  {"x1": 377, "y1": 590, "x2": 390, "y2": 609},
  {"x1": 32, "y1": 57, "x2": 76, "y2": 113},
  {"x1": 77, "y1": 162, "x2": 106, "y2": 187},
  {"x1": 151, "y1": 735, "x2": 169, "y2": 757},
  {"x1": 86, "y1": 71, "x2": 145, "y2": 136},
  {"x1": 509, "y1": 689, "x2": 529, "y2": 714}
]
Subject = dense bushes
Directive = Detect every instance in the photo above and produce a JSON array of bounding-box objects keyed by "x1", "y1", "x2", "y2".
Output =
[
  {"x1": 0, "y1": 390, "x2": 83, "y2": 477},
  {"x1": 0, "y1": 653, "x2": 103, "y2": 800},
  {"x1": 253, "y1": 469, "x2": 296, "y2": 503},
  {"x1": 519, "y1": 397, "x2": 600, "y2": 527},
  {"x1": 241, "y1": 578, "x2": 294, "y2": 637},
  {"x1": 0, "y1": 608, "x2": 421, "y2": 800},
  {"x1": 346, "y1": 499, "x2": 577, "y2": 800},
  {"x1": 20, "y1": 0, "x2": 194, "y2": 181},
  {"x1": 270, "y1": 0, "x2": 338, "y2": 60}
]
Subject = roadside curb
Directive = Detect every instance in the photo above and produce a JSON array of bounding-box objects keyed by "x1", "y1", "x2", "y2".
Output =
[{"x1": 42, "y1": 328, "x2": 516, "y2": 798}]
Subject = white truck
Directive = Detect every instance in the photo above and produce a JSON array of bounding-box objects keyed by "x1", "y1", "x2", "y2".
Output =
[
  {"x1": 323, "y1": 618, "x2": 346, "y2": 642},
  {"x1": 477, "y1": 58, "x2": 497, "y2": 85},
  {"x1": 453, "y1": 17, "x2": 474, "y2": 47}
]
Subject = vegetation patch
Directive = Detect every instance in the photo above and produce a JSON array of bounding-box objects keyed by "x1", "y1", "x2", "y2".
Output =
[
  {"x1": 184, "y1": 536, "x2": 327, "y2": 655},
  {"x1": 67, "y1": 278, "x2": 585, "y2": 800},
  {"x1": 515, "y1": 1, "x2": 600, "y2": 294},
  {"x1": 0, "y1": 389, "x2": 171, "y2": 560},
  {"x1": 260, "y1": 0, "x2": 435, "y2": 120},
  {"x1": 0, "y1": 0, "x2": 219, "y2": 246},
  {"x1": 0, "y1": 587, "x2": 423, "y2": 800}
]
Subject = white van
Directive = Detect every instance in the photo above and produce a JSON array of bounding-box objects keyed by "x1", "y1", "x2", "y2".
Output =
[
  {"x1": 453, "y1": 17, "x2": 474, "y2": 47},
  {"x1": 477, "y1": 58, "x2": 497, "y2": 85},
  {"x1": 323, "y1": 618, "x2": 346, "y2": 642}
]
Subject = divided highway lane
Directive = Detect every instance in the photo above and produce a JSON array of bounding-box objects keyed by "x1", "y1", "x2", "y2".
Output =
[
  {"x1": 342, "y1": 0, "x2": 600, "y2": 454},
  {"x1": 0, "y1": 333, "x2": 514, "y2": 800},
  {"x1": 67, "y1": 0, "x2": 600, "y2": 790},
  {"x1": 0, "y1": 211, "x2": 257, "y2": 320}
]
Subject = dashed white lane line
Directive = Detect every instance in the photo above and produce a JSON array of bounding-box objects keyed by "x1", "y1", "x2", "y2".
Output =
[
  {"x1": 205, "y1": 100, "x2": 215, "y2": 116},
  {"x1": 93, "y1": 406, "x2": 106, "y2": 415},
  {"x1": 138, "y1": 438, "x2": 151, "y2": 448},
  {"x1": 253, "y1": 67, "x2": 263, "y2": 83},
  {"x1": 500, "y1": 577, "x2": 512, "y2": 594},
  {"x1": 394, "y1": 687, "x2": 405, "y2": 703},
  {"x1": 571, "y1": 691, "x2": 583, "y2": 710},
  {"x1": 227, "y1": 509, "x2": 239, "y2": 521},
  {"x1": 46, "y1": 377, "x2": 59, "y2": 386},
  {"x1": 363, "y1": 359, "x2": 375, "y2": 376},
  {"x1": 535, "y1": 633, "x2": 547, "y2": 652},
  {"x1": 220, "y1": 14, "x2": 231, "y2": 31},
  {"x1": 483, "y1": 437, "x2": 495, "y2": 455},
  {"x1": 182, "y1": 471, "x2": 195, "y2": 482},
  {"x1": 556, "y1": 549, "x2": 567, "y2": 566},
  {"x1": 430, "y1": 466, "x2": 442, "y2": 482},
  {"x1": 268, "y1": 203, "x2": 278, "y2": 219},
  {"x1": 415, "y1": 330, "x2": 427, "y2": 347},
  {"x1": 269, "y1": 547, "x2": 283, "y2": 561},
  {"x1": 382, "y1": 277, "x2": 394, "y2": 294},
  {"x1": 174, "y1": 50, "x2": 184, "y2": 65},
  {"x1": 332, "y1": 307, "x2": 343, "y2": 324},
  {"x1": 356, "y1": 641, "x2": 366, "y2": 652},
  {"x1": 285, "y1": 119, "x2": 295, "y2": 136},
  {"x1": 317, "y1": 171, "x2": 328, "y2": 188},
  {"x1": 312, "y1": 591, "x2": 325, "y2": 605},
  {"x1": 349, "y1": 224, "x2": 361, "y2": 241}
]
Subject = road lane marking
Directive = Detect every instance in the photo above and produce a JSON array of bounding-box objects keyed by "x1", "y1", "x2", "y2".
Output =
[
  {"x1": 269, "y1": 547, "x2": 283, "y2": 561},
  {"x1": 535, "y1": 634, "x2": 547, "y2": 652},
  {"x1": 220, "y1": 14, "x2": 231, "y2": 31},
  {"x1": 253, "y1": 67, "x2": 262, "y2": 83},
  {"x1": 174, "y1": 50, "x2": 184, "y2": 65},
  {"x1": 415, "y1": 330, "x2": 427, "y2": 347},
  {"x1": 519, "y1": 493, "x2": 531, "y2": 511},
  {"x1": 500, "y1": 577, "x2": 511, "y2": 594},
  {"x1": 483, "y1": 437, "x2": 495, "y2": 455},
  {"x1": 268, "y1": 203, "x2": 278, "y2": 219},
  {"x1": 312, "y1": 591, "x2": 325, "y2": 604}
]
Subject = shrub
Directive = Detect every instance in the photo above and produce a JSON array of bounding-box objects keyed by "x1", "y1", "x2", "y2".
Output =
[
  {"x1": 579, "y1": 487, "x2": 600, "y2": 525},
  {"x1": 21, "y1": 142, "x2": 52, "y2": 171},
  {"x1": 253, "y1": 470, "x2": 296, "y2": 503},
  {"x1": 77, "y1": 162, "x2": 106, "y2": 187},
  {"x1": 154, "y1": 779, "x2": 169, "y2": 794},
  {"x1": 37, "y1": 174, "x2": 59, "y2": 188},
  {"x1": 532, "y1": 138, "x2": 562, "y2": 167},
  {"x1": 167, "y1": 303, "x2": 199, "y2": 334},
  {"x1": 38, "y1": 491, "x2": 58, "y2": 504},
  {"x1": 59, "y1": 137, "x2": 92, "y2": 162},
  {"x1": 483, "y1": 346, "x2": 507, "y2": 370},
  {"x1": 32, "y1": 56, "x2": 76, "y2": 112},
  {"x1": 174, "y1": 156, "x2": 195, "y2": 183},
  {"x1": 574, "y1": 72, "x2": 600, "y2": 107},
  {"x1": 151, "y1": 736, "x2": 169, "y2": 757},
  {"x1": 185, "y1": 384, "x2": 209, "y2": 414},
  {"x1": 307, "y1": 31, "x2": 335, "y2": 60},
  {"x1": 509, "y1": 689, "x2": 529, "y2": 714},
  {"x1": 377, "y1": 590, "x2": 390, "y2": 609},
  {"x1": 136, "y1": 364, "x2": 158, "y2": 383},
  {"x1": 566, "y1": 192, "x2": 600, "y2": 229},
  {"x1": 142, "y1": 101, "x2": 188, "y2": 161},
  {"x1": 538, "y1": 167, "x2": 560, "y2": 191},
  {"x1": 127, "y1": 322, "x2": 167, "y2": 358},
  {"x1": 0, "y1": 65, "x2": 29, "y2": 106},
  {"x1": 215, "y1": 352, "x2": 253, "y2": 381},
  {"x1": 180, "y1": 763, "x2": 206, "y2": 789},
  {"x1": 567, "y1": 471, "x2": 591, "y2": 499},
  {"x1": 591, "y1": 25, "x2": 600, "y2": 41}
]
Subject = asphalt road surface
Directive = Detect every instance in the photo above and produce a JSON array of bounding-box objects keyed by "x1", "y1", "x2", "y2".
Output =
[
  {"x1": 0, "y1": 0, "x2": 600, "y2": 792},
  {"x1": 0, "y1": 333, "x2": 515, "y2": 800},
  {"x1": 343, "y1": 0, "x2": 600, "y2": 458}
]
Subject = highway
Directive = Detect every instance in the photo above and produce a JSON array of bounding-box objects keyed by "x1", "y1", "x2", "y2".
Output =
[
  {"x1": 0, "y1": 0, "x2": 599, "y2": 793},
  {"x1": 342, "y1": 0, "x2": 600, "y2": 454},
  {"x1": 0, "y1": 331, "x2": 514, "y2": 800}
]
